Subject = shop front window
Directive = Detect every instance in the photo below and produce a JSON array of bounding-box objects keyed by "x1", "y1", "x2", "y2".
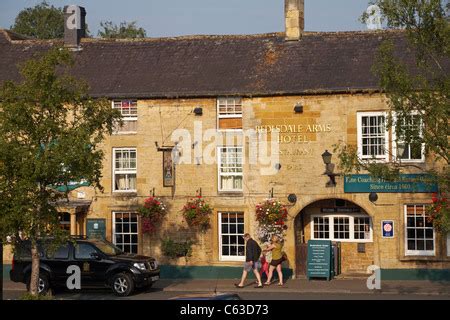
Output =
[
  {"x1": 311, "y1": 215, "x2": 372, "y2": 242},
  {"x1": 405, "y1": 204, "x2": 435, "y2": 256},
  {"x1": 113, "y1": 212, "x2": 138, "y2": 254},
  {"x1": 219, "y1": 212, "x2": 245, "y2": 261}
]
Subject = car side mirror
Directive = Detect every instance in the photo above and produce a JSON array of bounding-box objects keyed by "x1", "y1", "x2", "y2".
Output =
[{"x1": 90, "y1": 252, "x2": 101, "y2": 260}]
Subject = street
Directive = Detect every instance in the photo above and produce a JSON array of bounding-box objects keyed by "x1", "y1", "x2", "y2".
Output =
[{"x1": 3, "y1": 280, "x2": 450, "y2": 300}]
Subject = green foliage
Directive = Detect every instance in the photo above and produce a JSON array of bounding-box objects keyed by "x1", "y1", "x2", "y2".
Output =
[
  {"x1": 10, "y1": 1, "x2": 64, "y2": 39},
  {"x1": 0, "y1": 47, "x2": 121, "y2": 294},
  {"x1": 98, "y1": 21, "x2": 147, "y2": 39},
  {"x1": 161, "y1": 238, "x2": 194, "y2": 259},
  {"x1": 10, "y1": 1, "x2": 91, "y2": 39},
  {"x1": 337, "y1": 0, "x2": 449, "y2": 232}
]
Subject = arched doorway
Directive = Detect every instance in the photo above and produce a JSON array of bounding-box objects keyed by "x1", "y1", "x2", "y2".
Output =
[{"x1": 295, "y1": 199, "x2": 374, "y2": 277}]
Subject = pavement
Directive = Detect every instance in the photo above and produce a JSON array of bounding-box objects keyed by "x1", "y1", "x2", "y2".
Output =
[{"x1": 3, "y1": 277, "x2": 450, "y2": 298}]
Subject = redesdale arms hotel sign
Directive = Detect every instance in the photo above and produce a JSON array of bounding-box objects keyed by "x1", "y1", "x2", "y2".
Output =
[{"x1": 344, "y1": 174, "x2": 439, "y2": 193}]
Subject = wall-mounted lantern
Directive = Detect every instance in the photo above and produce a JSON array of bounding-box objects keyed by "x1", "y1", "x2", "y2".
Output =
[{"x1": 321, "y1": 150, "x2": 340, "y2": 187}]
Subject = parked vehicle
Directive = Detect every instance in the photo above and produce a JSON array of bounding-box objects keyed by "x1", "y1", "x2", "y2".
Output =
[{"x1": 10, "y1": 237, "x2": 160, "y2": 297}]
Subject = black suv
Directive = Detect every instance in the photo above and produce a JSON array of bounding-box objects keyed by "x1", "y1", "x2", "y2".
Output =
[{"x1": 10, "y1": 237, "x2": 160, "y2": 297}]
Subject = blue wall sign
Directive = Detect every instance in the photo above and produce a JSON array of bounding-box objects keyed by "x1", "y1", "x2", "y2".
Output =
[
  {"x1": 344, "y1": 174, "x2": 438, "y2": 193},
  {"x1": 382, "y1": 220, "x2": 394, "y2": 238}
]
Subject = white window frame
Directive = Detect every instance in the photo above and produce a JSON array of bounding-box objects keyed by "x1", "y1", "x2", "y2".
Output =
[
  {"x1": 310, "y1": 214, "x2": 373, "y2": 243},
  {"x1": 217, "y1": 97, "x2": 243, "y2": 132},
  {"x1": 112, "y1": 100, "x2": 138, "y2": 134},
  {"x1": 218, "y1": 212, "x2": 246, "y2": 262},
  {"x1": 391, "y1": 112, "x2": 425, "y2": 163},
  {"x1": 357, "y1": 111, "x2": 389, "y2": 162},
  {"x1": 217, "y1": 146, "x2": 243, "y2": 192},
  {"x1": 112, "y1": 148, "x2": 137, "y2": 193},
  {"x1": 112, "y1": 211, "x2": 139, "y2": 254},
  {"x1": 404, "y1": 204, "x2": 435, "y2": 256}
]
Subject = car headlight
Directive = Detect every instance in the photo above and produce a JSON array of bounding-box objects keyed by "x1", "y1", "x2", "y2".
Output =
[{"x1": 133, "y1": 263, "x2": 146, "y2": 271}]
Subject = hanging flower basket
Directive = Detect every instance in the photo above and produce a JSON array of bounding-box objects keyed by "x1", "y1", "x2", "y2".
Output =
[
  {"x1": 138, "y1": 196, "x2": 167, "y2": 234},
  {"x1": 181, "y1": 196, "x2": 213, "y2": 231},
  {"x1": 255, "y1": 198, "x2": 288, "y2": 243}
]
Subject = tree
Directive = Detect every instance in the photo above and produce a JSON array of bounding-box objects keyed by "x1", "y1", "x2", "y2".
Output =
[
  {"x1": 10, "y1": 1, "x2": 91, "y2": 39},
  {"x1": 98, "y1": 21, "x2": 147, "y2": 39},
  {"x1": 0, "y1": 48, "x2": 121, "y2": 296},
  {"x1": 10, "y1": 1, "x2": 64, "y2": 39},
  {"x1": 336, "y1": 0, "x2": 449, "y2": 232}
]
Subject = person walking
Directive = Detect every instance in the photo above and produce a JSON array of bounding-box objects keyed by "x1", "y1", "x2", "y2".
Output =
[
  {"x1": 263, "y1": 235, "x2": 285, "y2": 286},
  {"x1": 235, "y1": 233, "x2": 263, "y2": 288}
]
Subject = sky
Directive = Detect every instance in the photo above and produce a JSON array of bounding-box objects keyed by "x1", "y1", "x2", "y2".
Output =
[{"x1": 0, "y1": 0, "x2": 371, "y2": 37}]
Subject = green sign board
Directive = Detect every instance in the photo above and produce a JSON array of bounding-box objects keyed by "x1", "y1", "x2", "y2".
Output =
[
  {"x1": 344, "y1": 174, "x2": 438, "y2": 193},
  {"x1": 307, "y1": 240, "x2": 333, "y2": 281},
  {"x1": 86, "y1": 219, "x2": 106, "y2": 240}
]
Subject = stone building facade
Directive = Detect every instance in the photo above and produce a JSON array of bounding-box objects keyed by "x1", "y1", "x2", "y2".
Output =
[{"x1": 1, "y1": 1, "x2": 449, "y2": 279}]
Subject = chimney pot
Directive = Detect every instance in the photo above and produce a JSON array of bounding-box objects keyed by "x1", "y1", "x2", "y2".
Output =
[
  {"x1": 285, "y1": 0, "x2": 304, "y2": 41},
  {"x1": 64, "y1": 5, "x2": 86, "y2": 48}
]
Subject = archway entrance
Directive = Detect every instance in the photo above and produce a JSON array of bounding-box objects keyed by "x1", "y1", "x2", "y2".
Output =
[{"x1": 295, "y1": 199, "x2": 374, "y2": 278}]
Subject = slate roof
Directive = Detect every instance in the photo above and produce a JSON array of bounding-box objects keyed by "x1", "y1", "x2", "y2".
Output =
[{"x1": 0, "y1": 29, "x2": 432, "y2": 98}]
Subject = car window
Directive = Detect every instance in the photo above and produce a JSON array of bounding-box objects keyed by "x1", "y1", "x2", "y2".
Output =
[
  {"x1": 46, "y1": 245, "x2": 70, "y2": 260},
  {"x1": 74, "y1": 243, "x2": 97, "y2": 260}
]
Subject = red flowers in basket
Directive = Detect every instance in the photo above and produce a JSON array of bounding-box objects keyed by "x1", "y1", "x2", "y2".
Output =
[
  {"x1": 138, "y1": 196, "x2": 167, "y2": 234},
  {"x1": 181, "y1": 196, "x2": 213, "y2": 231}
]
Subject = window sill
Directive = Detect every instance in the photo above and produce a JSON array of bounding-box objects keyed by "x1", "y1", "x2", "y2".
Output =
[
  {"x1": 400, "y1": 256, "x2": 441, "y2": 262},
  {"x1": 112, "y1": 191, "x2": 138, "y2": 197},
  {"x1": 218, "y1": 191, "x2": 244, "y2": 197}
]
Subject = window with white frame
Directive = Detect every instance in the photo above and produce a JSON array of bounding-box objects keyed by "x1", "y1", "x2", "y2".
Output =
[
  {"x1": 217, "y1": 98, "x2": 243, "y2": 130},
  {"x1": 218, "y1": 147, "x2": 243, "y2": 192},
  {"x1": 113, "y1": 148, "x2": 137, "y2": 192},
  {"x1": 392, "y1": 114, "x2": 425, "y2": 162},
  {"x1": 219, "y1": 212, "x2": 245, "y2": 261},
  {"x1": 311, "y1": 215, "x2": 372, "y2": 242},
  {"x1": 405, "y1": 204, "x2": 435, "y2": 256},
  {"x1": 113, "y1": 212, "x2": 138, "y2": 254},
  {"x1": 313, "y1": 217, "x2": 330, "y2": 239},
  {"x1": 113, "y1": 100, "x2": 138, "y2": 133},
  {"x1": 357, "y1": 112, "x2": 389, "y2": 161}
]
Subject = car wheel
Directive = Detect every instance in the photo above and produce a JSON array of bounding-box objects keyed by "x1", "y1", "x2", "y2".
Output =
[
  {"x1": 26, "y1": 273, "x2": 50, "y2": 295},
  {"x1": 111, "y1": 273, "x2": 134, "y2": 297}
]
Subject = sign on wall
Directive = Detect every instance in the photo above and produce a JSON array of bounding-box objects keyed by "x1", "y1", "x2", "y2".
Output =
[
  {"x1": 382, "y1": 220, "x2": 394, "y2": 238},
  {"x1": 344, "y1": 174, "x2": 438, "y2": 193},
  {"x1": 163, "y1": 150, "x2": 175, "y2": 187},
  {"x1": 86, "y1": 219, "x2": 106, "y2": 239},
  {"x1": 307, "y1": 239, "x2": 333, "y2": 281}
]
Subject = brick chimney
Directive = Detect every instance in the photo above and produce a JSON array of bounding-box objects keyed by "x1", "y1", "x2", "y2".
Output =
[
  {"x1": 63, "y1": 5, "x2": 86, "y2": 48},
  {"x1": 285, "y1": 0, "x2": 304, "y2": 41}
]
